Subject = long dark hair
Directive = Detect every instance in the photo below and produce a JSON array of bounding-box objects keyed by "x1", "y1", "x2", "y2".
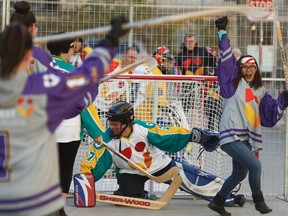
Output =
[
  {"x1": 0, "y1": 23, "x2": 32, "y2": 79},
  {"x1": 233, "y1": 55, "x2": 263, "y2": 90},
  {"x1": 10, "y1": 1, "x2": 36, "y2": 28}
]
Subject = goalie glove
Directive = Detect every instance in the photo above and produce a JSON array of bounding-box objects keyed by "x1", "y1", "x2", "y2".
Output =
[{"x1": 190, "y1": 127, "x2": 220, "y2": 152}]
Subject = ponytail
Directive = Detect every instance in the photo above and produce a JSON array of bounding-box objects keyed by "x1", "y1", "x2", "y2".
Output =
[{"x1": 0, "y1": 23, "x2": 32, "y2": 79}]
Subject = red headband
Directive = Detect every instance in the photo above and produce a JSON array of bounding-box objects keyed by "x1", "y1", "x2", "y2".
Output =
[{"x1": 241, "y1": 57, "x2": 256, "y2": 65}]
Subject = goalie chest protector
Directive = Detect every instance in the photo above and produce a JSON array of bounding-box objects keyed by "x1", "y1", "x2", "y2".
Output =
[{"x1": 74, "y1": 173, "x2": 96, "y2": 207}]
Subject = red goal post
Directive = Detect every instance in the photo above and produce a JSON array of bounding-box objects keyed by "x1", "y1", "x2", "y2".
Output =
[{"x1": 115, "y1": 74, "x2": 218, "y2": 81}]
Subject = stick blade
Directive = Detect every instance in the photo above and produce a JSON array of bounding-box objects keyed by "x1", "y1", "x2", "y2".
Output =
[
  {"x1": 151, "y1": 166, "x2": 179, "y2": 183},
  {"x1": 158, "y1": 175, "x2": 182, "y2": 204},
  {"x1": 96, "y1": 192, "x2": 166, "y2": 210}
]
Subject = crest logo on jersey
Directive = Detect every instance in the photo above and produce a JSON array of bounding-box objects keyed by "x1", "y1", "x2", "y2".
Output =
[
  {"x1": 28, "y1": 59, "x2": 35, "y2": 73},
  {"x1": 66, "y1": 74, "x2": 90, "y2": 89},
  {"x1": 17, "y1": 98, "x2": 34, "y2": 117},
  {"x1": 43, "y1": 74, "x2": 61, "y2": 88}
]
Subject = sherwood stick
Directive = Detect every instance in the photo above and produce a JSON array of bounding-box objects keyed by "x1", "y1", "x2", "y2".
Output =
[
  {"x1": 276, "y1": 21, "x2": 288, "y2": 89},
  {"x1": 96, "y1": 175, "x2": 182, "y2": 210},
  {"x1": 34, "y1": 5, "x2": 269, "y2": 44},
  {"x1": 102, "y1": 142, "x2": 179, "y2": 183},
  {"x1": 99, "y1": 56, "x2": 157, "y2": 83},
  {"x1": 96, "y1": 192, "x2": 166, "y2": 210}
]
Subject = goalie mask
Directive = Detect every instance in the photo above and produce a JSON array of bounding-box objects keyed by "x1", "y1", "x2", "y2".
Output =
[
  {"x1": 152, "y1": 46, "x2": 175, "y2": 75},
  {"x1": 107, "y1": 101, "x2": 135, "y2": 138}
]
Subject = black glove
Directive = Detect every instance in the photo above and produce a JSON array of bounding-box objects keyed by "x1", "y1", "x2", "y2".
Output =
[
  {"x1": 99, "y1": 15, "x2": 129, "y2": 48},
  {"x1": 191, "y1": 128, "x2": 220, "y2": 152},
  {"x1": 215, "y1": 15, "x2": 228, "y2": 31}
]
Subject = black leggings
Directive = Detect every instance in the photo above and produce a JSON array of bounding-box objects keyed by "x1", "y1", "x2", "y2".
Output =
[
  {"x1": 58, "y1": 140, "x2": 81, "y2": 193},
  {"x1": 116, "y1": 160, "x2": 176, "y2": 198}
]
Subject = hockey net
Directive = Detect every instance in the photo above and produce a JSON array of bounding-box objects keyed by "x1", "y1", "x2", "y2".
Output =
[{"x1": 72, "y1": 74, "x2": 235, "y2": 194}]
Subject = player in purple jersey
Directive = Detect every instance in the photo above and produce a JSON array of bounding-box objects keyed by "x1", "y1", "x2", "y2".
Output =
[
  {"x1": 0, "y1": 16, "x2": 129, "y2": 216},
  {"x1": 208, "y1": 15, "x2": 288, "y2": 216}
]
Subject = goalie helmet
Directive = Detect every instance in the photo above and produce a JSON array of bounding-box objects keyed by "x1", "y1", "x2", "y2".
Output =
[
  {"x1": 152, "y1": 46, "x2": 174, "y2": 74},
  {"x1": 107, "y1": 101, "x2": 135, "y2": 125}
]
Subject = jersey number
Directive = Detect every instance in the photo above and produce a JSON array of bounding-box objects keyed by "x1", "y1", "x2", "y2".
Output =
[
  {"x1": 86, "y1": 150, "x2": 96, "y2": 162},
  {"x1": 0, "y1": 130, "x2": 10, "y2": 182}
]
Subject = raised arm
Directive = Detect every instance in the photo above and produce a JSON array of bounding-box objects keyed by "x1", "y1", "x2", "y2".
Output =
[
  {"x1": 215, "y1": 16, "x2": 238, "y2": 98},
  {"x1": 24, "y1": 16, "x2": 130, "y2": 132}
]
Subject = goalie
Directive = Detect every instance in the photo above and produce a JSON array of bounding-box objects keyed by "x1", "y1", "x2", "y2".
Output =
[{"x1": 80, "y1": 101, "x2": 245, "y2": 207}]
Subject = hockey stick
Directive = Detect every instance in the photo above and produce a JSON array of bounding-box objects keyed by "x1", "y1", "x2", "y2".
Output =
[
  {"x1": 102, "y1": 142, "x2": 179, "y2": 183},
  {"x1": 99, "y1": 56, "x2": 157, "y2": 83},
  {"x1": 95, "y1": 175, "x2": 182, "y2": 210},
  {"x1": 34, "y1": 5, "x2": 270, "y2": 44},
  {"x1": 276, "y1": 21, "x2": 288, "y2": 89}
]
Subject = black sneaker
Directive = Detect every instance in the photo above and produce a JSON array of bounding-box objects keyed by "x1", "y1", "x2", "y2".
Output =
[
  {"x1": 234, "y1": 194, "x2": 247, "y2": 207},
  {"x1": 208, "y1": 202, "x2": 231, "y2": 216},
  {"x1": 255, "y1": 202, "x2": 272, "y2": 214}
]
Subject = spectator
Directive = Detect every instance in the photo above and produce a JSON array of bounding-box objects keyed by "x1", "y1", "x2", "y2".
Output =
[
  {"x1": 133, "y1": 46, "x2": 172, "y2": 122},
  {"x1": 109, "y1": 46, "x2": 138, "y2": 73},
  {"x1": 95, "y1": 47, "x2": 142, "y2": 127},
  {"x1": 47, "y1": 34, "x2": 105, "y2": 216},
  {"x1": 176, "y1": 33, "x2": 217, "y2": 76},
  {"x1": 176, "y1": 34, "x2": 220, "y2": 130},
  {"x1": 69, "y1": 37, "x2": 93, "y2": 67},
  {"x1": 152, "y1": 45, "x2": 181, "y2": 75}
]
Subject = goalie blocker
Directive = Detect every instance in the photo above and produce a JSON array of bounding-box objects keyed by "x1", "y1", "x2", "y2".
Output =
[{"x1": 191, "y1": 127, "x2": 220, "y2": 152}]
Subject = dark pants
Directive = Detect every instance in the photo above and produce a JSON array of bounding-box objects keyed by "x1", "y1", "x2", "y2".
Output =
[
  {"x1": 218, "y1": 140, "x2": 262, "y2": 197},
  {"x1": 58, "y1": 140, "x2": 81, "y2": 193},
  {"x1": 116, "y1": 160, "x2": 176, "y2": 198}
]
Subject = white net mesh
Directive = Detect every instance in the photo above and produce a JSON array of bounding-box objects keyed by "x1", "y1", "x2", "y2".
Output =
[
  {"x1": 72, "y1": 75, "x2": 236, "y2": 194},
  {"x1": 2, "y1": 0, "x2": 286, "y2": 197}
]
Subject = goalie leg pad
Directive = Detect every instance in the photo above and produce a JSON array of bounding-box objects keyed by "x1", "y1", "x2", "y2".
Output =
[
  {"x1": 174, "y1": 161, "x2": 244, "y2": 207},
  {"x1": 74, "y1": 173, "x2": 96, "y2": 207}
]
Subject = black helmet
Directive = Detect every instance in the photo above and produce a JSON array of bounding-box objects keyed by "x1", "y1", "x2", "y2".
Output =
[{"x1": 107, "y1": 101, "x2": 134, "y2": 125}]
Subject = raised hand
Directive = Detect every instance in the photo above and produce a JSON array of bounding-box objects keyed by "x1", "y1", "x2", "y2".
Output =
[
  {"x1": 100, "y1": 15, "x2": 130, "y2": 47},
  {"x1": 215, "y1": 15, "x2": 228, "y2": 31}
]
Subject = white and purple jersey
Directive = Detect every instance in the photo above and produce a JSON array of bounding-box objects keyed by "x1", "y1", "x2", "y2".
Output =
[
  {"x1": 29, "y1": 46, "x2": 58, "y2": 74},
  {"x1": 0, "y1": 46, "x2": 114, "y2": 215},
  {"x1": 217, "y1": 36, "x2": 288, "y2": 151}
]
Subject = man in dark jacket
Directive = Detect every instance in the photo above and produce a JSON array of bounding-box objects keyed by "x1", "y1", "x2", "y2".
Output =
[{"x1": 176, "y1": 33, "x2": 218, "y2": 76}]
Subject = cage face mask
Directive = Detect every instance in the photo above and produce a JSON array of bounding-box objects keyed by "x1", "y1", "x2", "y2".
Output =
[
  {"x1": 152, "y1": 46, "x2": 175, "y2": 74},
  {"x1": 107, "y1": 101, "x2": 135, "y2": 138}
]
